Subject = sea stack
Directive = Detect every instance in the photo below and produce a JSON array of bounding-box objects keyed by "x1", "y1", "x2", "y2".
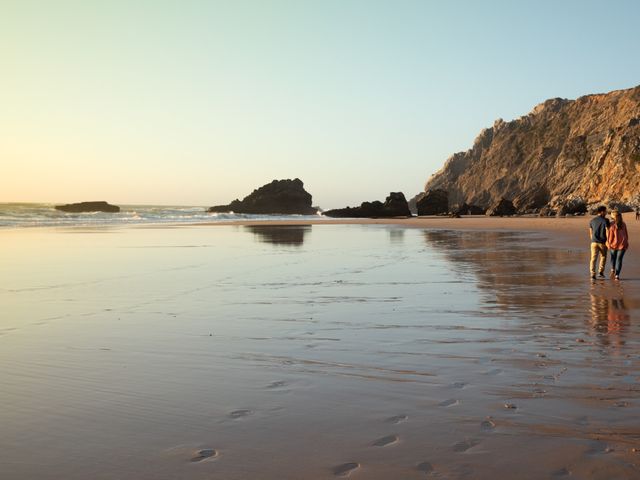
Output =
[
  {"x1": 208, "y1": 178, "x2": 318, "y2": 215},
  {"x1": 323, "y1": 192, "x2": 412, "y2": 218},
  {"x1": 55, "y1": 201, "x2": 120, "y2": 213}
]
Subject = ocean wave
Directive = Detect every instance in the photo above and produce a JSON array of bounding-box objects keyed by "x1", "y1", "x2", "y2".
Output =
[{"x1": 0, "y1": 204, "x2": 326, "y2": 228}]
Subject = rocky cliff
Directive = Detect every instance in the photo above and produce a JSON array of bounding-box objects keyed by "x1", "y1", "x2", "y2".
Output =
[{"x1": 424, "y1": 85, "x2": 640, "y2": 212}]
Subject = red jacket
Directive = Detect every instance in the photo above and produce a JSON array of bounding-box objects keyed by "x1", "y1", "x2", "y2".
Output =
[{"x1": 607, "y1": 222, "x2": 629, "y2": 250}]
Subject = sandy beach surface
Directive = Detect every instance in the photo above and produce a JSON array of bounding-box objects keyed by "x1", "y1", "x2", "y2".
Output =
[{"x1": 1, "y1": 216, "x2": 640, "y2": 479}]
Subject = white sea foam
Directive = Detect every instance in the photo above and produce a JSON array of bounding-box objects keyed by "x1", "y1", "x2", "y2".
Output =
[{"x1": 0, "y1": 203, "x2": 325, "y2": 228}]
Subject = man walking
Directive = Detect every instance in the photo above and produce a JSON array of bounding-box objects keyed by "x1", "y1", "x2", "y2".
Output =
[{"x1": 590, "y1": 206, "x2": 610, "y2": 279}]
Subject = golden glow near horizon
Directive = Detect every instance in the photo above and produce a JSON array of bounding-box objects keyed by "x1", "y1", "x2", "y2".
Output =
[{"x1": 2, "y1": 1, "x2": 640, "y2": 208}]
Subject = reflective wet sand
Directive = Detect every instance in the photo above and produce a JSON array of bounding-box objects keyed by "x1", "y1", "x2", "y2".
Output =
[{"x1": 1, "y1": 224, "x2": 639, "y2": 479}]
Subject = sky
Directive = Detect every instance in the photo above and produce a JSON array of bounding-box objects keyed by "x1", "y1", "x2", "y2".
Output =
[{"x1": 2, "y1": 0, "x2": 640, "y2": 208}]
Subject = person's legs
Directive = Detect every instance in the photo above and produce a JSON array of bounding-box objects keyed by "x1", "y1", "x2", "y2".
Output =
[
  {"x1": 614, "y1": 249, "x2": 626, "y2": 277},
  {"x1": 598, "y1": 244, "x2": 607, "y2": 275},
  {"x1": 590, "y1": 242, "x2": 599, "y2": 276},
  {"x1": 610, "y1": 250, "x2": 619, "y2": 277}
]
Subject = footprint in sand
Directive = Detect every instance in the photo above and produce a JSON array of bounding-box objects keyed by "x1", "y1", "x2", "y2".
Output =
[
  {"x1": 372, "y1": 434, "x2": 399, "y2": 447},
  {"x1": 438, "y1": 398, "x2": 459, "y2": 407},
  {"x1": 385, "y1": 414, "x2": 408, "y2": 424},
  {"x1": 229, "y1": 409, "x2": 253, "y2": 419},
  {"x1": 480, "y1": 418, "x2": 496, "y2": 432},
  {"x1": 416, "y1": 461, "x2": 434, "y2": 475},
  {"x1": 266, "y1": 381, "x2": 288, "y2": 389},
  {"x1": 333, "y1": 462, "x2": 360, "y2": 477},
  {"x1": 553, "y1": 467, "x2": 571, "y2": 477},
  {"x1": 190, "y1": 449, "x2": 218, "y2": 462},
  {"x1": 452, "y1": 438, "x2": 480, "y2": 452}
]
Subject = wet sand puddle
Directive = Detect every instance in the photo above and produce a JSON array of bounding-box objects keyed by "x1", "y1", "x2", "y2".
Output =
[{"x1": 0, "y1": 225, "x2": 639, "y2": 479}]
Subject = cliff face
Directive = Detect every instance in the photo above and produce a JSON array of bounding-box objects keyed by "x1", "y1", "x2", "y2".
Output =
[{"x1": 424, "y1": 85, "x2": 640, "y2": 210}]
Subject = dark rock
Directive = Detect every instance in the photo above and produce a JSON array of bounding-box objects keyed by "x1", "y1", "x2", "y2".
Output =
[
  {"x1": 486, "y1": 198, "x2": 517, "y2": 216},
  {"x1": 539, "y1": 206, "x2": 557, "y2": 217},
  {"x1": 382, "y1": 192, "x2": 412, "y2": 216},
  {"x1": 513, "y1": 184, "x2": 550, "y2": 213},
  {"x1": 468, "y1": 205, "x2": 486, "y2": 215},
  {"x1": 452, "y1": 202, "x2": 486, "y2": 215},
  {"x1": 607, "y1": 201, "x2": 634, "y2": 213},
  {"x1": 208, "y1": 178, "x2": 317, "y2": 215},
  {"x1": 416, "y1": 189, "x2": 448, "y2": 216},
  {"x1": 407, "y1": 192, "x2": 424, "y2": 214},
  {"x1": 324, "y1": 192, "x2": 411, "y2": 218},
  {"x1": 556, "y1": 198, "x2": 587, "y2": 216},
  {"x1": 55, "y1": 201, "x2": 120, "y2": 213}
]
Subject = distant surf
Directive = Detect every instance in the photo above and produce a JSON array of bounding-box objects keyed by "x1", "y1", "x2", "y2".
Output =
[{"x1": 0, "y1": 203, "x2": 324, "y2": 228}]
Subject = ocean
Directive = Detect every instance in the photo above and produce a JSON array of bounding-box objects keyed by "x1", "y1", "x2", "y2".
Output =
[{"x1": 0, "y1": 203, "x2": 325, "y2": 228}]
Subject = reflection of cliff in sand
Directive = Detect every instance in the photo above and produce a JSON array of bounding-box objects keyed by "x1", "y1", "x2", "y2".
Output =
[
  {"x1": 423, "y1": 230, "x2": 583, "y2": 316},
  {"x1": 245, "y1": 225, "x2": 311, "y2": 246}
]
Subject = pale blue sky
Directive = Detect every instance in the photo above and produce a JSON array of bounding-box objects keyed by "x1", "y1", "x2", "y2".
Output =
[{"x1": 2, "y1": 0, "x2": 639, "y2": 208}]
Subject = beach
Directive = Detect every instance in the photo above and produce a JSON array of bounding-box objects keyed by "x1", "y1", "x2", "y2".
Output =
[{"x1": 1, "y1": 216, "x2": 639, "y2": 479}]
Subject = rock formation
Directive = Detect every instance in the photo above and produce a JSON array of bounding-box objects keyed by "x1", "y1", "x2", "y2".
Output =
[
  {"x1": 486, "y1": 198, "x2": 517, "y2": 217},
  {"x1": 452, "y1": 203, "x2": 486, "y2": 215},
  {"x1": 423, "y1": 85, "x2": 640, "y2": 213},
  {"x1": 416, "y1": 189, "x2": 449, "y2": 216},
  {"x1": 208, "y1": 179, "x2": 317, "y2": 215},
  {"x1": 324, "y1": 192, "x2": 411, "y2": 218},
  {"x1": 55, "y1": 201, "x2": 120, "y2": 213},
  {"x1": 556, "y1": 198, "x2": 587, "y2": 216}
]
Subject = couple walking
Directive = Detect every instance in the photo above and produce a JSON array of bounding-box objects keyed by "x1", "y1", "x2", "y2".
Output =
[{"x1": 590, "y1": 206, "x2": 629, "y2": 280}]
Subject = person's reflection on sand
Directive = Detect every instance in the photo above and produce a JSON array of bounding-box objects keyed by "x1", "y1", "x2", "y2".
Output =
[
  {"x1": 589, "y1": 287, "x2": 630, "y2": 351},
  {"x1": 245, "y1": 225, "x2": 310, "y2": 246}
]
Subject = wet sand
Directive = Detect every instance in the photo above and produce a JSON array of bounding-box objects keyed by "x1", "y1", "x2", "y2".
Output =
[{"x1": 1, "y1": 217, "x2": 640, "y2": 479}]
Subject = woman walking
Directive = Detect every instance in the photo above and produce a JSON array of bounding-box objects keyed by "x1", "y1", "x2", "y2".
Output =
[{"x1": 607, "y1": 210, "x2": 629, "y2": 280}]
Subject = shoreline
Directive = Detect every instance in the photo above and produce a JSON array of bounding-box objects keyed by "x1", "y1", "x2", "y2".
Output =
[{"x1": 2, "y1": 214, "x2": 630, "y2": 249}]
